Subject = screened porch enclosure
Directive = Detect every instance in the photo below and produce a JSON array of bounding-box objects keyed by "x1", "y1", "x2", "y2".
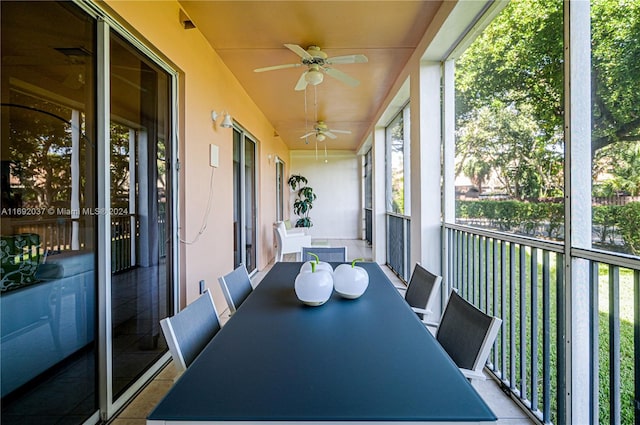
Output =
[{"x1": 370, "y1": 1, "x2": 640, "y2": 424}]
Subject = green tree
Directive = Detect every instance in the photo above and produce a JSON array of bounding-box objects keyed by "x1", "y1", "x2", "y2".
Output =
[
  {"x1": 456, "y1": 0, "x2": 564, "y2": 143},
  {"x1": 456, "y1": 102, "x2": 563, "y2": 200},
  {"x1": 591, "y1": 0, "x2": 640, "y2": 154},
  {"x1": 456, "y1": 0, "x2": 640, "y2": 200},
  {"x1": 594, "y1": 141, "x2": 640, "y2": 196}
]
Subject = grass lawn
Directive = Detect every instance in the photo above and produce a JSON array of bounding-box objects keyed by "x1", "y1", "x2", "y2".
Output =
[
  {"x1": 456, "y1": 242, "x2": 637, "y2": 424},
  {"x1": 597, "y1": 266, "x2": 636, "y2": 425}
]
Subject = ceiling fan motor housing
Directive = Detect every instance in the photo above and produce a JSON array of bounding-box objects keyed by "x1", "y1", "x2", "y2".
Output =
[{"x1": 302, "y1": 46, "x2": 328, "y2": 66}]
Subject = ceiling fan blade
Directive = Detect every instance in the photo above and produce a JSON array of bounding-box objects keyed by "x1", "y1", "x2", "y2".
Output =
[
  {"x1": 284, "y1": 44, "x2": 312, "y2": 59},
  {"x1": 326, "y1": 54, "x2": 368, "y2": 65},
  {"x1": 322, "y1": 67, "x2": 360, "y2": 87},
  {"x1": 300, "y1": 132, "x2": 316, "y2": 139},
  {"x1": 323, "y1": 131, "x2": 338, "y2": 139},
  {"x1": 329, "y1": 129, "x2": 352, "y2": 134},
  {"x1": 294, "y1": 71, "x2": 309, "y2": 91},
  {"x1": 254, "y1": 63, "x2": 300, "y2": 73}
]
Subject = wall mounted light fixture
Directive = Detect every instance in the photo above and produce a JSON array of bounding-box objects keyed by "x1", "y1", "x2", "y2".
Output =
[{"x1": 211, "y1": 110, "x2": 233, "y2": 129}]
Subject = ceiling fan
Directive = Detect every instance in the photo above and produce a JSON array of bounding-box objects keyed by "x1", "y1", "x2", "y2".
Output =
[
  {"x1": 300, "y1": 121, "x2": 352, "y2": 142},
  {"x1": 254, "y1": 44, "x2": 368, "y2": 91}
]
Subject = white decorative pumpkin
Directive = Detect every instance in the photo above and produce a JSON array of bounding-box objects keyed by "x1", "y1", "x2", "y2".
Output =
[
  {"x1": 294, "y1": 269, "x2": 334, "y2": 306},
  {"x1": 333, "y1": 260, "x2": 369, "y2": 299}
]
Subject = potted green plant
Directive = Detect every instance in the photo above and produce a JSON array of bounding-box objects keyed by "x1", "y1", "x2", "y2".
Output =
[{"x1": 288, "y1": 174, "x2": 317, "y2": 228}]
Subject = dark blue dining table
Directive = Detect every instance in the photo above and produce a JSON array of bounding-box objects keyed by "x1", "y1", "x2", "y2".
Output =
[{"x1": 147, "y1": 262, "x2": 497, "y2": 424}]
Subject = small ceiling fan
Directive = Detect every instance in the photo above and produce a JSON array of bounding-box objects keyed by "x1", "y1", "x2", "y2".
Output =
[
  {"x1": 254, "y1": 44, "x2": 368, "y2": 91},
  {"x1": 300, "y1": 121, "x2": 352, "y2": 142}
]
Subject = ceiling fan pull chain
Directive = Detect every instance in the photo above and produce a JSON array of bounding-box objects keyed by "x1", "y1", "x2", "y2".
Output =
[
  {"x1": 314, "y1": 84, "x2": 318, "y2": 123},
  {"x1": 304, "y1": 85, "x2": 309, "y2": 144}
]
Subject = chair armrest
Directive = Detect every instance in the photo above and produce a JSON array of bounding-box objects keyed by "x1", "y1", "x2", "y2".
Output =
[
  {"x1": 460, "y1": 368, "x2": 487, "y2": 381},
  {"x1": 287, "y1": 232, "x2": 310, "y2": 241},
  {"x1": 411, "y1": 306, "x2": 432, "y2": 316},
  {"x1": 393, "y1": 284, "x2": 407, "y2": 295},
  {"x1": 286, "y1": 227, "x2": 306, "y2": 235}
]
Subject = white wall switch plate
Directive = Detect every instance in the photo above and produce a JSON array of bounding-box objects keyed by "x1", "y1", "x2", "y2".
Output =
[{"x1": 209, "y1": 144, "x2": 219, "y2": 168}]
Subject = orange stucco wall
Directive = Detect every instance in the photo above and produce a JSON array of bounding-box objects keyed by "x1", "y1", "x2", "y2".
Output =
[{"x1": 103, "y1": 0, "x2": 290, "y2": 310}]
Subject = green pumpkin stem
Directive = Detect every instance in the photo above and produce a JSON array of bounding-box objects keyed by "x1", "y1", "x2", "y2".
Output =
[{"x1": 351, "y1": 258, "x2": 364, "y2": 268}]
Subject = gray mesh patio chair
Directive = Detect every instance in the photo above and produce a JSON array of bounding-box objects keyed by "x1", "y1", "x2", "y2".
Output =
[
  {"x1": 160, "y1": 289, "x2": 221, "y2": 373},
  {"x1": 400, "y1": 263, "x2": 442, "y2": 321},
  {"x1": 431, "y1": 290, "x2": 502, "y2": 381},
  {"x1": 301, "y1": 246, "x2": 347, "y2": 262},
  {"x1": 218, "y1": 263, "x2": 253, "y2": 315}
]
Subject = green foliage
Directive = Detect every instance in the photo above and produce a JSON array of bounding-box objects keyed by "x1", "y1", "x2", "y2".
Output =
[
  {"x1": 617, "y1": 202, "x2": 640, "y2": 254},
  {"x1": 591, "y1": 0, "x2": 640, "y2": 153},
  {"x1": 456, "y1": 101, "x2": 564, "y2": 202},
  {"x1": 456, "y1": 0, "x2": 564, "y2": 144},
  {"x1": 288, "y1": 174, "x2": 316, "y2": 228},
  {"x1": 287, "y1": 174, "x2": 308, "y2": 191},
  {"x1": 456, "y1": 0, "x2": 640, "y2": 202},
  {"x1": 456, "y1": 200, "x2": 564, "y2": 238},
  {"x1": 592, "y1": 205, "x2": 621, "y2": 245},
  {"x1": 459, "y1": 199, "x2": 640, "y2": 255},
  {"x1": 594, "y1": 141, "x2": 640, "y2": 196}
]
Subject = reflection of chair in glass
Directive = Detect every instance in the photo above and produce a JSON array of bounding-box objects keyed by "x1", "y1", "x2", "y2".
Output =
[
  {"x1": 218, "y1": 264, "x2": 253, "y2": 316},
  {"x1": 160, "y1": 290, "x2": 221, "y2": 373},
  {"x1": 273, "y1": 221, "x2": 311, "y2": 262},
  {"x1": 430, "y1": 290, "x2": 502, "y2": 381},
  {"x1": 301, "y1": 246, "x2": 347, "y2": 262},
  {"x1": 400, "y1": 263, "x2": 442, "y2": 321}
]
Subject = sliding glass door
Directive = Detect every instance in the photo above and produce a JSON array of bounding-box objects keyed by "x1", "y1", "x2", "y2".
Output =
[
  {"x1": 1, "y1": 3, "x2": 98, "y2": 423},
  {"x1": 0, "y1": 2, "x2": 177, "y2": 423},
  {"x1": 109, "y1": 31, "x2": 173, "y2": 401},
  {"x1": 276, "y1": 157, "x2": 285, "y2": 222},
  {"x1": 233, "y1": 128, "x2": 257, "y2": 273}
]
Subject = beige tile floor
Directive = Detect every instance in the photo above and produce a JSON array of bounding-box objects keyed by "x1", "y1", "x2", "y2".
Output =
[{"x1": 111, "y1": 239, "x2": 534, "y2": 425}]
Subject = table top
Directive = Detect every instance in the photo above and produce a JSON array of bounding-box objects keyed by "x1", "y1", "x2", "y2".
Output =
[{"x1": 148, "y1": 262, "x2": 496, "y2": 424}]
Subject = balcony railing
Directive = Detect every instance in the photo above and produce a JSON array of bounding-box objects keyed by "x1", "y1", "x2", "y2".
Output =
[
  {"x1": 445, "y1": 224, "x2": 640, "y2": 425},
  {"x1": 364, "y1": 208, "x2": 372, "y2": 245},
  {"x1": 387, "y1": 213, "x2": 411, "y2": 282}
]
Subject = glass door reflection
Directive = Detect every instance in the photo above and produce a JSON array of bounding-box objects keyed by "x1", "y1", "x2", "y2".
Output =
[{"x1": 109, "y1": 32, "x2": 173, "y2": 400}]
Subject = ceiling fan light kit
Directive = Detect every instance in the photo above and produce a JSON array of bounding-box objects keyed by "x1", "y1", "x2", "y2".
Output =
[
  {"x1": 253, "y1": 43, "x2": 367, "y2": 91},
  {"x1": 254, "y1": 43, "x2": 365, "y2": 152},
  {"x1": 304, "y1": 67, "x2": 324, "y2": 86}
]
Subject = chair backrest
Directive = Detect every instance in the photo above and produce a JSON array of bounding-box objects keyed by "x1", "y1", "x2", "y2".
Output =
[
  {"x1": 404, "y1": 263, "x2": 442, "y2": 319},
  {"x1": 273, "y1": 222, "x2": 312, "y2": 262},
  {"x1": 275, "y1": 220, "x2": 286, "y2": 234},
  {"x1": 436, "y1": 290, "x2": 502, "y2": 377},
  {"x1": 218, "y1": 263, "x2": 253, "y2": 315},
  {"x1": 301, "y1": 246, "x2": 347, "y2": 262},
  {"x1": 160, "y1": 290, "x2": 220, "y2": 372},
  {"x1": 273, "y1": 222, "x2": 284, "y2": 247}
]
